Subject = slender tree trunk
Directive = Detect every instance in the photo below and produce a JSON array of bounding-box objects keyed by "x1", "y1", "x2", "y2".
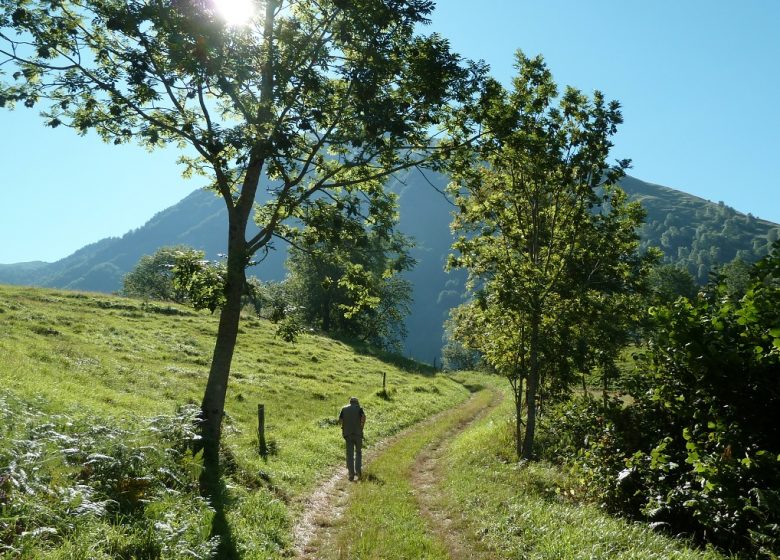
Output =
[
  {"x1": 199, "y1": 0, "x2": 275, "y2": 466},
  {"x1": 521, "y1": 310, "x2": 540, "y2": 460},
  {"x1": 514, "y1": 376, "x2": 524, "y2": 458}
]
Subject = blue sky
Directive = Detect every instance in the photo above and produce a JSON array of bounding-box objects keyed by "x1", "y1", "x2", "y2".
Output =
[{"x1": 1, "y1": 0, "x2": 778, "y2": 263}]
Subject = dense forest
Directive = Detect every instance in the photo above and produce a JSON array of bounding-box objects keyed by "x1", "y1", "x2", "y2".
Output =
[{"x1": 620, "y1": 176, "x2": 779, "y2": 282}]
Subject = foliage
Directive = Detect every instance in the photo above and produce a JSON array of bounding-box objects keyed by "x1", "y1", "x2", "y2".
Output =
[
  {"x1": 171, "y1": 248, "x2": 227, "y2": 313},
  {"x1": 0, "y1": 0, "x2": 485, "y2": 453},
  {"x1": 441, "y1": 305, "x2": 482, "y2": 371},
  {"x1": 285, "y1": 191, "x2": 415, "y2": 352},
  {"x1": 446, "y1": 51, "x2": 650, "y2": 458},
  {"x1": 554, "y1": 242, "x2": 780, "y2": 557},
  {"x1": 647, "y1": 263, "x2": 699, "y2": 305},
  {"x1": 628, "y1": 180, "x2": 780, "y2": 284},
  {"x1": 242, "y1": 276, "x2": 304, "y2": 341},
  {"x1": 0, "y1": 392, "x2": 217, "y2": 559},
  {"x1": 121, "y1": 245, "x2": 193, "y2": 303},
  {"x1": 713, "y1": 257, "x2": 752, "y2": 299},
  {"x1": 171, "y1": 257, "x2": 304, "y2": 340}
]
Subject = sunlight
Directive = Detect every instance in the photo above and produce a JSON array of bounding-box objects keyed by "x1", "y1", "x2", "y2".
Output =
[{"x1": 211, "y1": 0, "x2": 255, "y2": 26}]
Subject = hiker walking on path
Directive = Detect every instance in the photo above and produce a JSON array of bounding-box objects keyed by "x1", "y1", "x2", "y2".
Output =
[{"x1": 339, "y1": 397, "x2": 366, "y2": 481}]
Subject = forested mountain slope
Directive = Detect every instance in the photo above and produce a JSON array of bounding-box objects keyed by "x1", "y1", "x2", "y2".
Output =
[
  {"x1": 1, "y1": 173, "x2": 777, "y2": 360},
  {"x1": 620, "y1": 175, "x2": 779, "y2": 282}
]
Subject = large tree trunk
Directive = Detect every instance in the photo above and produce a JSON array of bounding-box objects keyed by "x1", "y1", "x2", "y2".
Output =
[
  {"x1": 521, "y1": 310, "x2": 540, "y2": 460},
  {"x1": 200, "y1": 213, "x2": 249, "y2": 463}
]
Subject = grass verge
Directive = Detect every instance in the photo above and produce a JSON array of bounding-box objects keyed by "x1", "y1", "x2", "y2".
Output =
[{"x1": 438, "y1": 391, "x2": 732, "y2": 559}]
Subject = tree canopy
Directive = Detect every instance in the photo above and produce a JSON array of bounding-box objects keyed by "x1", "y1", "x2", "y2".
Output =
[
  {"x1": 121, "y1": 245, "x2": 193, "y2": 302},
  {"x1": 285, "y1": 188, "x2": 415, "y2": 351},
  {"x1": 562, "y1": 241, "x2": 780, "y2": 555},
  {"x1": 0, "y1": 0, "x2": 484, "y2": 465},
  {"x1": 446, "y1": 51, "x2": 650, "y2": 459}
]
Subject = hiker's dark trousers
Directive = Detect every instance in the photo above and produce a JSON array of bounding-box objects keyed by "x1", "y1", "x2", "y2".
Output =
[{"x1": 345, "y1": 434, "x2": 362, "y2": 477}]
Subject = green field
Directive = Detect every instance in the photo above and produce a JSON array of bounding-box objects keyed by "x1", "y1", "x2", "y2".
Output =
[
  {"x1": 0, "y1": 284, "x2": 475, "y2": 558},
  {"x1": 0, "y1": 284, "x2": 732, "y2": 559}
]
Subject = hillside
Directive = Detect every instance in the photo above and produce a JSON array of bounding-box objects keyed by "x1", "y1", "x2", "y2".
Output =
[
  {"x1": 0, "y1": 283, "x2": 475, "y2": 558},
  {"x1": 0, "y1": 190, "x2": 284, "y2": 292},
  {"x1": 620, "y1": 176, "x2": 779, "y2": 282},
  {"x1": 1, "y1": 173, "x2": 777, "y2": 362},
  {"x1": 0, "y1": 284, "x2": 729, "y2": 559}
]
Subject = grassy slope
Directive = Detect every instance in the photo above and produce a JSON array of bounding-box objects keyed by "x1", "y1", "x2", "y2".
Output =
[
  {"x1": 0, "y1": 284, "x2": 736, "y2": 559},
  {"x1": 0, "y1": 284, "x2": 473, "y2": 558}
]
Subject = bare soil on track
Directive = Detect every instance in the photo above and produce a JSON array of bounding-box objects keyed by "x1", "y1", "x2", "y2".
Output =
[
  {"x1": 409, "y1": 389, "x2": 502, "y2": 560},
  {"x1": 291, "y1": 388, "x2": 503, "y2": 559}
]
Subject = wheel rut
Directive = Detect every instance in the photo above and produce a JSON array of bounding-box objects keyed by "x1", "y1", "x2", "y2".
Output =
[
  {"x1": 410, "y1": 389, "x2": 502, "y2": 560},
  {"x1": 291, "y1": 387, "x2": 503, "y2": 559}
]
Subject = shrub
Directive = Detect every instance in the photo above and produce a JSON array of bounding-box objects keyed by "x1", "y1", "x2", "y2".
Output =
[
  {"x1": 0, "y1": 394, "x2": 218, "y2": 558},
  {"x1": 551, "y1": 243, "x2": 780, "y2": 557}
]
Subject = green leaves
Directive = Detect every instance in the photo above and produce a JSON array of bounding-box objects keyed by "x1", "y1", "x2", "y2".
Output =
[
  {"x1": 445, "y1": 52, "x2": 649, "y2": 458},
  {"x1": 171, "y1": 249, "x2": 227, "y2": 313},
  {"x1": 447, "y1": 53, "x2": 644, "y2": 383},
  {"x1": 284, "y1": 188, "x2": 414, "y2": 351},
  {"x1": 589, "y1": 243, "x2": 780, "y2": 554}
]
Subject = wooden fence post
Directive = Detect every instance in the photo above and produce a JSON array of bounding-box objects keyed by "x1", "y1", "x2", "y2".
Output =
[{"x1": 258, "y1": 404, "x2": 268, "y2": 456}]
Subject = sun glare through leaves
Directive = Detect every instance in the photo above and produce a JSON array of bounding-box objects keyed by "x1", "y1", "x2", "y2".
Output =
[{"x1": 211, "y1": 0, "x2": 255, "y2": 26}]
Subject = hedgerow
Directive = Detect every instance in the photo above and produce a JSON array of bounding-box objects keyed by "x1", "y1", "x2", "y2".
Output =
[{"x1": 540, "y1": 241, "x2": 780, "y2": 558}]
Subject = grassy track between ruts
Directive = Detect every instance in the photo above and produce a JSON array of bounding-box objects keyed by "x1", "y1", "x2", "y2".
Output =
[
  {"x1": 437, "y1": 392, "x2": 732, "y2": 560},
  {"x1": 315, "y1": 388, "x2": 497, "y2": 560}
]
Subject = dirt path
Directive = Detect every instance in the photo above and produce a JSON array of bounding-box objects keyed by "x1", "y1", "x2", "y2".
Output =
[
  {"x1": 291, "y1": 462, "x2": 351, "y2": 559},
  {"x1": 410, "y1": 389, "x2": 502, "y2": 560},
  {"x1": 290, "y1": 411, "x2": 429, "y2": 558},
  {"x1": 291, "y1": 388, "x2": 503, "y2": 559}
]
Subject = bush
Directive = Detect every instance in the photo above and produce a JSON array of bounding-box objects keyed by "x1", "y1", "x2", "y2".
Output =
[
  {"x1": 121, "y1": 246, "x2": 191, "y2": 303},
  {"x1": 545, "y1": 243, "x2": 780, "y2": 557}
]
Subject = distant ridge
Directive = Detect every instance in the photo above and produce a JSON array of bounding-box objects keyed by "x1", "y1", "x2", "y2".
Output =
[
  {"x1": 1, "y1": 174, "x2": 777, "y2": 361},
  {"x1": 619, "y1": 176, "x2": 778, "y2": 282}
]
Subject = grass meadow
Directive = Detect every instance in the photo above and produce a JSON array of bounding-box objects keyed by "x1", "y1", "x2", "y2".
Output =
[{"x1": 0, "y1": 284, "x2": 475, "y2": 558}]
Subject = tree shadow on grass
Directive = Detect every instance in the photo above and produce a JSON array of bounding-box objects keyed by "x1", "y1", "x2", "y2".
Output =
[
  {"x1": 336, "y1": 335, "x2": 439, "y2": 376},
  {"x1": 199, "y1": 449, "x2": 240, "y2": 560}
]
